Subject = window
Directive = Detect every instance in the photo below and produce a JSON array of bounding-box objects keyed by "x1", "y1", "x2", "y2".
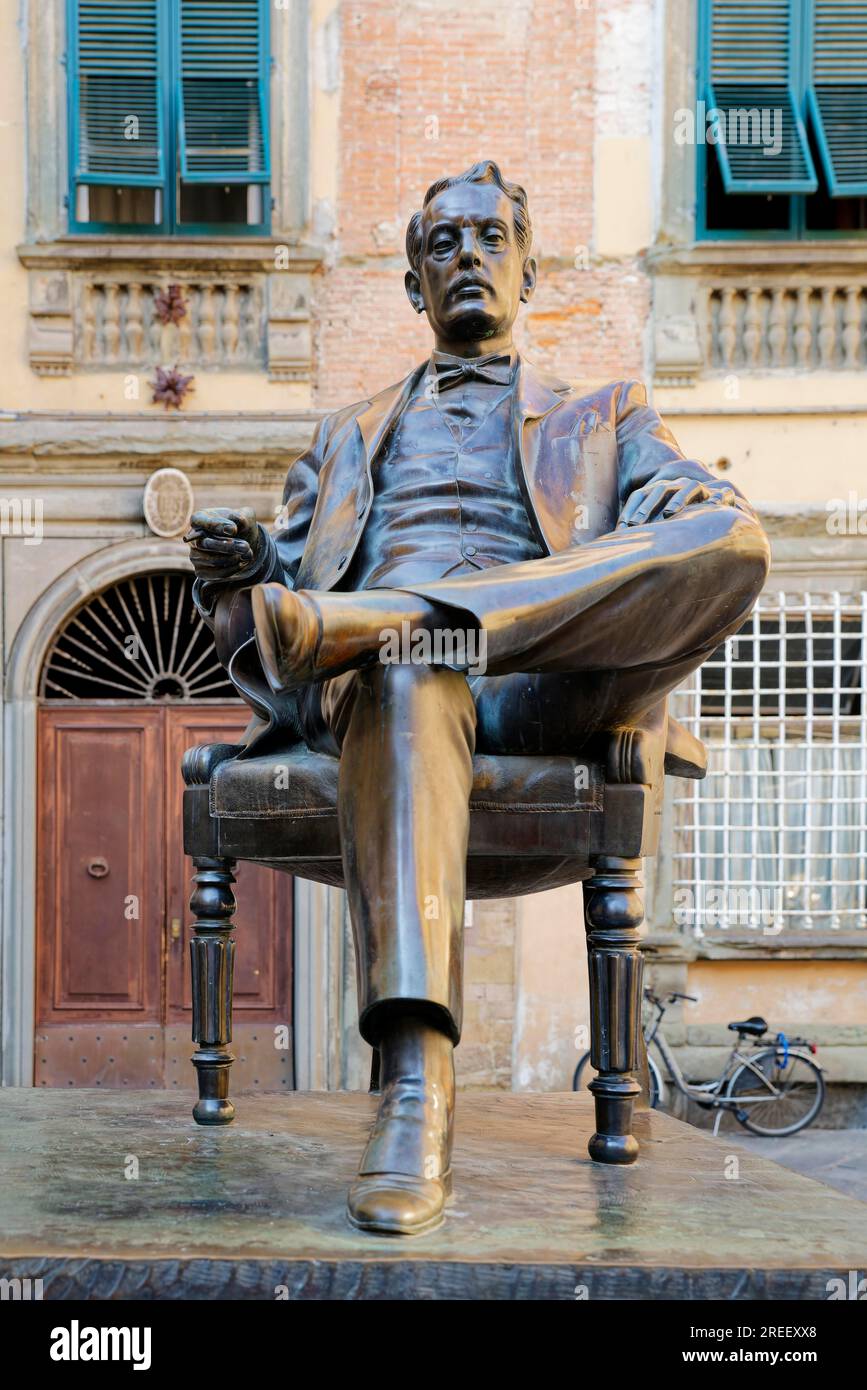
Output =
[
  {"x1": 669, "y1": 592, "x2": 867, "y2": 939},
  {"x1": 67, "y1": 0, "x2": 270, "y2": 235},
  {"x1": 41, "y1": 574, "x2": 237, "y2": 701},
  {"x1": 698, "y1": 0, "x2": 867, "y2": 239}
]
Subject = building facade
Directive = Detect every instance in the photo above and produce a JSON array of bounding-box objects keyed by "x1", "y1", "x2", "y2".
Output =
[{"x1": 1, "y1": 0, "x2": 865, "y2": 1109}]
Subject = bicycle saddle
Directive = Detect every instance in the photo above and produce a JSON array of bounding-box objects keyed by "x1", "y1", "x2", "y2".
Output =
[{"x1": 728, "y1": 1016, "x2": 768, "y2": 1037}]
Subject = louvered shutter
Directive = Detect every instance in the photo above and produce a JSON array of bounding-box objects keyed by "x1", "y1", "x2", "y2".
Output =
[
  {"x1": 705, "y1": 0, "x2": 818, "y2": 192},
  {"x1": 70, "y1": 0, "x2": 167, "y2": 186},
  {"x1": 807, "y1": 0, "x2": 867, "y2": 195},
  {"x1": 177, "y1": 0, "x2": 270, "y2": 184}
]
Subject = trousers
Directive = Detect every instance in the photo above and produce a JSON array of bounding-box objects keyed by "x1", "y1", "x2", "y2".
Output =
[{"x1": 297, "y1": 504, "x2": 770, "y2": 1045}]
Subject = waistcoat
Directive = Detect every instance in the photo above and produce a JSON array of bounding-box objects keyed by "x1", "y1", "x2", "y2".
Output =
[{"x1": 345, "y1": 366, "x2": 543, "y2": 590}]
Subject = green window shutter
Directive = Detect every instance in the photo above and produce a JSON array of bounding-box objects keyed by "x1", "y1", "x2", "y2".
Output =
[
  {"x1": 705, "y1": 0, "x2": 818, "y2": 192},
  {"x1": 70, "y1": 0, "x2": 167, "y2": 186},
  {"x1": 807, "y1": 0, "x2": 867, "y2": 195},
  {"x1": 177, "y1": 0, "x2": 270, "y2": 184}
]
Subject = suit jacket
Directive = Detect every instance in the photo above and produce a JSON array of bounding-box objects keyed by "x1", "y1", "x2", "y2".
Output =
[{"x1": 194, "y1": 356, "x2": 747, "y2": 754}]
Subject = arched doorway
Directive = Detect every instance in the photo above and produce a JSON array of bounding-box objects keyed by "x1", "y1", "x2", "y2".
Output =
[{"x1": 34, "y1": 571, "x2": 293, "y2": 1092}]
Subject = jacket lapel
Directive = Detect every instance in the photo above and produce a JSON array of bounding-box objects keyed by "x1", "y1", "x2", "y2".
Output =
[
  {"x1": 513, "y1": 356, "x2": 571, "y2": 551},
  {"x1": 356, "y1": 362, "x2": 428, "y2": 467},
  {"x1": 294, "y1": 364, "x2": 426, "y2": 590}
]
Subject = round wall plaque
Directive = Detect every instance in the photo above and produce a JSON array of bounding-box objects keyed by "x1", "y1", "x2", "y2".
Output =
[{"x1": 143, "y1": 467, "x2": 195, "y2": 538}]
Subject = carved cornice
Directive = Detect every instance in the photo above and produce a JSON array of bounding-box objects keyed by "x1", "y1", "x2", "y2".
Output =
[
  {"x1": 648, "y1": 240, "x2": 867, "y2": 276},
  {"x1": 0, "y1": 410, "x2": 321, "y2": 463},
  {"x1": 17, "y1": 238, "x2": 324, "y2": 273}
]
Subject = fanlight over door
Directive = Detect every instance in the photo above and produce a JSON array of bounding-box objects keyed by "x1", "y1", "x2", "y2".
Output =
[{"x1": 40, "y1": 572, "x2": 237, "y2": 702}]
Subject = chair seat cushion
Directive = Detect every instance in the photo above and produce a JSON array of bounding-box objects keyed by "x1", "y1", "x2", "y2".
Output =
[
  {"x1": 210, "y1": 748, "x2": 603, "y2": 819},
  {"x1": 186, "y1": 746, "x2": 657, "y2": 895}
]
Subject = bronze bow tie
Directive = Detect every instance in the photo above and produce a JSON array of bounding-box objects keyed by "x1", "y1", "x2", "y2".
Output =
[{"x1": 433, "y1": 354, "x2": 513, "y2": 392}]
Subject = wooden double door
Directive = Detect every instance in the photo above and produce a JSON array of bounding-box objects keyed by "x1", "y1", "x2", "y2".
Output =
[{"x1": 36, "y1": 704, "x2": 293, "y2": 1091}]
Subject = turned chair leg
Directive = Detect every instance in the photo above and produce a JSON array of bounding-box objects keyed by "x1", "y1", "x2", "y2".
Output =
[
  {"x1": 189, "y1": 855, "x2": 237, "y2": 1125},
  {"x1": 583, "y1": 855, "x2": 645, "y2": 1164}
]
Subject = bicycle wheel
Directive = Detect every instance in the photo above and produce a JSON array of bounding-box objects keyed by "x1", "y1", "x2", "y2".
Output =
[
  {"x1": 572, "y1": 1052, "x2": 664, "y2": 1109},
  {"x1": 647, "y1": 1055, "x2": 664, "y2": 1110},
  {"x1": 572, "y1": 1052, "x2": 592, "y2": 1093},
  {"x1": 725, "y1": 1048, "x2": 825, "y2": 1136}
]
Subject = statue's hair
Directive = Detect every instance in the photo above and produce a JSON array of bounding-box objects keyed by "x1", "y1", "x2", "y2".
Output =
[{"x1": 405, "y1": 160, "x2": 532, "y2": 273}]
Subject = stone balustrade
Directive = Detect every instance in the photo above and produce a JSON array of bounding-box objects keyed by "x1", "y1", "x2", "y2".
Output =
[
  {"x1": 19, "y1": 240, "x2": 320, "y2": 381},
  {"x1": 651, "y1": 248, "x2": 867, "y2": 386},
  {"x1": 705, "y1": 282, "x2": 867, "y2": 372},
  {"x1": 75, "y1": 278, "x2": 266, "y2": 369}
]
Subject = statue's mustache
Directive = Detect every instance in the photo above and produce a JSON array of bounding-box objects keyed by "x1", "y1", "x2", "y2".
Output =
[{"x1": 447, "y1": 275, "x2": 493, "y2": 300}]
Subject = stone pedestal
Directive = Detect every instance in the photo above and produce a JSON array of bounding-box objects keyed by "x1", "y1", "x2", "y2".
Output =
[{"x1": 1, "y1": 1089, "x2": 863, "y2": 1299}]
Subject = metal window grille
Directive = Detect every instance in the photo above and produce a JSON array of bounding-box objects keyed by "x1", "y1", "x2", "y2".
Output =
[
  {"x1": 40, "y1": 573, "x2": 237, "y2": 703},
  {"x1": 669, "y1": 590, "x2": 867, "y2": 936}
]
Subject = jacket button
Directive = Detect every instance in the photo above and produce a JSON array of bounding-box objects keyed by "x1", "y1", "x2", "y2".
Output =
[{"x1": 464, "y1": 545, "x2": 477, "y2": 557}]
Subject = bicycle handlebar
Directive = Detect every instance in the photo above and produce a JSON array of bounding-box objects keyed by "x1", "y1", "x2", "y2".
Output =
[{"x1": 643, "y1": 989, "x2": 698, "y2": 1006}]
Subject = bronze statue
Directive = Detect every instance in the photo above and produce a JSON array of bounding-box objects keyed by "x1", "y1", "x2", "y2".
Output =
[{"x1": 185, "y1": 162, "x2": 769, "y2": 1236}]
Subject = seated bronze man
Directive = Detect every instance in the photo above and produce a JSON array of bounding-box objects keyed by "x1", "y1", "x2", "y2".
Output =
[{"x1": 185, "y1": 161, "x2": 769, "y2": 1236}]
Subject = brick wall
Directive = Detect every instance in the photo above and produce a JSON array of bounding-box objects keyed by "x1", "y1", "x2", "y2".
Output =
[{"x1": 312, "y1": 0, "x2": 650, "y2": 409}]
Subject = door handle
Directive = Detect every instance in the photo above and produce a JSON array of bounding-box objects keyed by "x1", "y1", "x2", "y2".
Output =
[
  {"x1": 170, "y1": 917, "x2": 182, "y2": 944},
  {"x1": 86, "y1": 856, "x2": 109, "y2": 879}
]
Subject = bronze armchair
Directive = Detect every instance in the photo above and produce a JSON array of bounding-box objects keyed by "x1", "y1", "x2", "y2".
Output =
[{"x1": 182, "y1": 700, "x2": 706, "y2": 1164}]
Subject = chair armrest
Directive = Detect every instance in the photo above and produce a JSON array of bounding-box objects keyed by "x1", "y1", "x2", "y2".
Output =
[
  {"x1": 605, "y1": 712, "x2": 707, "y2": 785},
  {"x1": 182, "y1": 742, "x2": 245, "y2": 787},
  {"x1": 663, "y1": 717, "x2": 707, "y2": 780}
]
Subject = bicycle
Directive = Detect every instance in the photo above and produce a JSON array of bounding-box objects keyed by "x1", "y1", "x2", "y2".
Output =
[{"x1": 572, "y1": 989, "x2": 826, "y2": 1137}]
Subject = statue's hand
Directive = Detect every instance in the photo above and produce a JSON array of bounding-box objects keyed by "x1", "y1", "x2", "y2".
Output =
[
  {"x1": 618, "y1": 477, "x2": 736, "y2": 528},
  {"x1": 184, "y1": 506, "x2": 261, "y2": 581}
]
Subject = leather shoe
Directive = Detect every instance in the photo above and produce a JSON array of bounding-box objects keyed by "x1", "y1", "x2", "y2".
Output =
[
  {"x1": 347, "y1": 1168, "x2": 453, "y2": 1237},
  {"x1": 347, "y1": 1017, "x2": 455, "y2": 1236},
  {"x1": 252, "y1": 583, "x2": 456, "y2": 694}
]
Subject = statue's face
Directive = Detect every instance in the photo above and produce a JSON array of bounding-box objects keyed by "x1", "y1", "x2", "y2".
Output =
[{"x1": 407, "y1": 181, "x2": 535, "y2": 346}]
